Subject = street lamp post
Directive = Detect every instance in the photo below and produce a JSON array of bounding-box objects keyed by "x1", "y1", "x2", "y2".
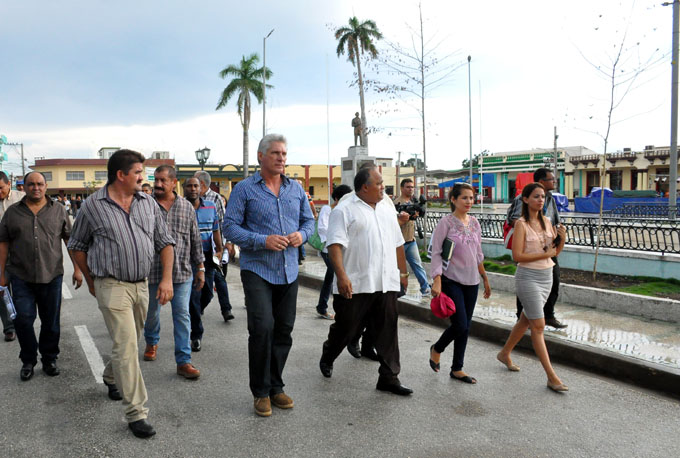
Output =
[
  {"x1": 467, "y1": 55, "x2": 473, "y2": 186},
  {"x1": 195, "y1": 147, "x2": 211, "y2": 170},
  {"x1": 263, "y1": 28, "x2": 275, "y2": 138}
]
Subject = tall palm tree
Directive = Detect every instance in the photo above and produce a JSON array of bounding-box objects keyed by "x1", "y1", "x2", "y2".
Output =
[
  {"x1": 335, "y1": 17, "x2": 382, "y2": 147},
  {"x1": 216, "y1": 53, "x2": 272, "y2": 178}
]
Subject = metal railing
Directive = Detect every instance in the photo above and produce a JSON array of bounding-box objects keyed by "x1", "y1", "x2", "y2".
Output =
[
  {"x1": 422, "y1": 211, "x2": 680, "y2": 254},
  {"x1": 605, "y1": 203, "x2": 679, "y2": 218}
]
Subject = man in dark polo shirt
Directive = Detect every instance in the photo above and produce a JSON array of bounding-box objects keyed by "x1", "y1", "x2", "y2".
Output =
[
  {"x1": 68, "y1": 149, "x2": 175, "y2": 439},
  {"x1": 0, "y1": 171, "x2": 83, "y2": 381}
]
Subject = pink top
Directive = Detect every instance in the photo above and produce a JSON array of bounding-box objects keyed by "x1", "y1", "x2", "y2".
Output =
[
  {"x1": 430, "y1": 214, "x2": 484, "y2": 285},
  {"x1": 516, "y1": 217, "x2": 555, "y2": 270}
]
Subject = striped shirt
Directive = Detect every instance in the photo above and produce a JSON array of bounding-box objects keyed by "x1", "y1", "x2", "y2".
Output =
[
  {"x1": 68, "y1": 185, "x2": 175, "y2": 282},
  {"x1": 195, "y1": 198, "x2": 219, "y2": 253},
  {"x1": 223, "y1": 171, "x2": 315, "y2": 285},
  {"x1": 149, "y1": 193, "x2": 204, "y2": 284},
  {"x1": 203, "y1": 188, "x2": 225, "y2": 224}
]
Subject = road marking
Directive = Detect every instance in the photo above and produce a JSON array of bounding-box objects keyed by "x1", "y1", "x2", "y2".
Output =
[
  {"x1": 74, "y1": 325, "x2": 104, "y2": 384},
  {"x1": 62, "y1": 281, "x2": 72, "y2": 299}
]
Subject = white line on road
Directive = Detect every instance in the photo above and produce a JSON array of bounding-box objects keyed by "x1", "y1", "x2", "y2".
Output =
[
  {"x1": 62, "y1": 281, "x2": 72, "y2": 299},
  {"x1": 74, "y1": 325, "x2": 104, "y2": 384}
]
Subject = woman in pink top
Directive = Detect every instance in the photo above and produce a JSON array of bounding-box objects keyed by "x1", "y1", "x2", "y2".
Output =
[
  {"x1": 497, "y1": 182, "x2": 568, "y2": 392},
  {"x1": 429, "y1": 183, "x2": 491, "y2": 384}
]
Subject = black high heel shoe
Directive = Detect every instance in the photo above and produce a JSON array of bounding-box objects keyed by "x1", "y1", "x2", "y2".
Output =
[{"x1": 429, "y1": 345, "x2": 440, "y2": 372}]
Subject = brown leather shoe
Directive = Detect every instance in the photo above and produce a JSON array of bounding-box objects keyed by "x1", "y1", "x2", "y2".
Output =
[
  {"x1": 254, "y1": 397, "x2": 272, "y2": 417},
  {"x1": 270, "y1": 392, "x2": 294, "y2": 409},
  {"x1": 143, "y1": 344, "x2": 158, "y2": 361},
  {"x1": 177, "y1": 363, "x2": 200, "y2": 379}
]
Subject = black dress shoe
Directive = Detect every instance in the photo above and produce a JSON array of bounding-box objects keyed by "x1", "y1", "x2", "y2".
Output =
[
  {"x1": 376, "y1": 379, "x2": 413, "y2": 396},
  {"x1": 4, "y1": 331, "x2": 16, "y2": 342},
  {"x1": 319, "y1": 360, "x2": 333, "y2": 378},
  {"x1": 42, "y1": 361, "x2": 60, "y2": 376},
  {"x1": 20, "y1": 362, "x2": 35, "y2": 381},
  {"x1": 191, "y1": 339, "x2": 201, "y2": 352},
  {"x1": 222, "y1": 311, "x2": 235, "y2": 322},
  {"x1": 128, "y1": 419, "x2": 156, "y2": 438},
  {"x1": 361, "y1": 346, "x2": 379, "y2": 361},
  {"x1": 104, "y1": 380, "x2": 122, "y2": 401},
  {"x1": 545, "y1": 317, "x2": 568, "y2": 329},
  {"x1": 347, "y1": 342, "x2": 361, "y2": 359}
]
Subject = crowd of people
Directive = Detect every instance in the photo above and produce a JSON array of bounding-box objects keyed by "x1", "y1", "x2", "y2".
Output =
[{"x1": 0, "y1": 132, "x2": 570, "y2": 438}]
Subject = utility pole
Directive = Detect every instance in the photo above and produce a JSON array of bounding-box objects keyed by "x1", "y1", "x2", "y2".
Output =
[
  {"x1": 262, "y1": 28, "x2": 274, "y2": 138},
  {"x1": 669, "y1": 0, "x2": 679, "y2": 216},
  {"x1": 396, "y1": 151, "x2": 402, "y2": 198},
  {"x1": 21, "y1": 143, "x2": 25, "y2": 176},
  {"x1": 553, "y1": 126, "x2": 559, "y2": 191},
  {"x1": 467, "y1": 55, "x2": 473, "y2": 185}
]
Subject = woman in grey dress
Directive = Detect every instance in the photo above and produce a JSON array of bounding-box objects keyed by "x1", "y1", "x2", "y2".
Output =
[{"x1": 496, "y1": 183, "x2": 568, "y2": 392}]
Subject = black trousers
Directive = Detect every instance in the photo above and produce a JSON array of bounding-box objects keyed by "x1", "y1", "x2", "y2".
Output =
[
  {"x1": 321, "y1": 291, "x2": 400, "y2": 381},
  {"x1": 516, "y1": 258, "x2": 560, "y2": 319},
  {"x1": 241, "y1": 270, "x2": 298, "y2": 398}
]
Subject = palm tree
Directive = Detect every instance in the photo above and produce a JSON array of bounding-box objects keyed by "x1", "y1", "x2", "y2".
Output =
[
  {"x1": 216, "y1": 53, "x2": 272, "y2": 178},
  {"x1": 335, "y1": 17, "x2": 382, "y2": 147}
]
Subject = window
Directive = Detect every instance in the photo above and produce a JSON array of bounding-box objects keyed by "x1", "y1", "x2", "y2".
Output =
[
  {"x1": 95, "y1": 171, "x2": 107, "y2": 181},
  {"x1": 609, "y1": 170, "x2": 623, "y2": 190},
  {"x1": 308, "y1": 186, "x2": 315, "y2": 196},
  {"x1": 42, "y1": 172, "x2": 53, "y2": 181},
  {"x1": 66, "y1": 171, "x2": 85, "y2": 181}
]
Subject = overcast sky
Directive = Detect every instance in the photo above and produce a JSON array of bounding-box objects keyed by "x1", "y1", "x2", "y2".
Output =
[{"x1": 0, "y1": 0, "x2": 673, "y2": 176}]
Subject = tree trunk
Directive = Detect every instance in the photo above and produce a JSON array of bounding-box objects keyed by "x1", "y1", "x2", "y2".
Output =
[
  {"x1": 355, "y1": 43, "x2": 368, "y2": 147},
  {"x1": 419, "y1": 4, "x2": 426, "y2": 198},
  {"x1": 242, "y1": 92, "x2": 251, "y2": 178}
]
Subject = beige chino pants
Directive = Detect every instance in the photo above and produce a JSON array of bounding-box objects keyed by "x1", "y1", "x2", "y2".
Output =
[{"x1": 94, "y1": 277, "x2": 149, "y2": 422}]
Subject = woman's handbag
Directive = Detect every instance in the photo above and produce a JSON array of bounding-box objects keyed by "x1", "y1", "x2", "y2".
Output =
[
  {"x1": 308, "y1": 220, "x2": 325, "y2": 251},
  {"x1": 430, "y1": 292, "x2": 456, "y2": 318}
]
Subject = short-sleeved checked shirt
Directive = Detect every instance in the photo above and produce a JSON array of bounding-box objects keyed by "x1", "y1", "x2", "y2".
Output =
[
  {"x1": 203, "y1": 188, "x2": 225, "y2": 224},
  {"x1": 0, "y1": 197, "x2": 71, "y2": 283},
  {"x1": 149, "y1": 193, "x2": 204, "y2": 284},
  {"x1": 68, "y1": 185, "x2": 175, "y2": 282}
]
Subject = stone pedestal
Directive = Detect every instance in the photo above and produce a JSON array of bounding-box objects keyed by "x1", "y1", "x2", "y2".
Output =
[{"x1": 341, "y1": 146, "x2": 376, "y2": 187}]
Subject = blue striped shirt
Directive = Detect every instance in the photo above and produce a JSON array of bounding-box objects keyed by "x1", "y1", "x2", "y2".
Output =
[{"x1": 223, "y1": 172, "x2": 315, "y2": 285}]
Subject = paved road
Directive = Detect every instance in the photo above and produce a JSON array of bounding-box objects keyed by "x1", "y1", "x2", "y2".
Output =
[{"x1": 1, "y1": 262, "x2": 679, "y2": 457}]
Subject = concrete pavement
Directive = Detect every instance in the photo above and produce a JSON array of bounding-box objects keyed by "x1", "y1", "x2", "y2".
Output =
[{"x1": 1, "y1": 260, "x2": 679, "y2": 457}]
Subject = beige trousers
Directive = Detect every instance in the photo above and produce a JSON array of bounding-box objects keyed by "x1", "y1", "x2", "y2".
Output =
[{"x1": 94, "y1": 277, "x2": 149, "y2": 422}]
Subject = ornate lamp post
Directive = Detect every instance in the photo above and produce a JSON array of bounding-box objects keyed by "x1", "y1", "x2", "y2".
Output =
[{"x1": 195, "y1": 147, "x2": 211, "y2": 170}]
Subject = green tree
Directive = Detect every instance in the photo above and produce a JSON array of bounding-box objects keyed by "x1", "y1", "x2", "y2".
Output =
[
  {"x1": 335, "y1": 17, "x2": 382, "y2": 147},
  {"x1": 216, "y1": 53, "x2": 272, "y2": 178}
]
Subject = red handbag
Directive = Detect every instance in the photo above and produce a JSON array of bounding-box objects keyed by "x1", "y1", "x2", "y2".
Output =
[
  {"x1": 430, "y1": 292, "x2": 456, "y2": 319},
  {"x1": 503, "y1": 220, "x2": 514, "y2": 250}
]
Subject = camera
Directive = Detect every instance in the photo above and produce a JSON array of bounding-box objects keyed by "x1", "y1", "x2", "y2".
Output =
[{"x1": 395, "y1": 195, "x2": 427, "y2": 239}]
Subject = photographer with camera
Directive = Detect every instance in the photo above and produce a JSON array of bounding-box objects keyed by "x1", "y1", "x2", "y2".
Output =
[{"x1": 394, "y1": 178, "x2": 431, "y2": 296}]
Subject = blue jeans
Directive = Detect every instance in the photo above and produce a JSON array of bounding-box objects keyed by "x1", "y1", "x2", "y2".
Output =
[
  {"x1": 200, "y1": 258, "x2": 232, "y2": 314},
  {"x1": 144, "y1": 279, "x2": 193, "y2": 365},
  {"x1": 404, "y1": 240, "x2": 429, "y2": 293},
  {"x1": 316, "y1": 252, "x2": 334, "y2": 315},
  {"x1": 433, "y1": 276, "x2": 479, "y2": 372},
  {"x1": 11, "y1": 275, "x2": 63, "y2": 365}
]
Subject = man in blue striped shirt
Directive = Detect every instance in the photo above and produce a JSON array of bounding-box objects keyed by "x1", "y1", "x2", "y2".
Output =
[{"x1": 223, "y1": 134, "x2": 314, "y2": 417}]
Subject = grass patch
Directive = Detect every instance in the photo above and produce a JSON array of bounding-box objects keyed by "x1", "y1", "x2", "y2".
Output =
[
  {"x1": 483, "y1": 260, "x2": 516, "y2": 275},
  {"x1": 615, "y1": 281, "x2": 680, "y2": 298}
]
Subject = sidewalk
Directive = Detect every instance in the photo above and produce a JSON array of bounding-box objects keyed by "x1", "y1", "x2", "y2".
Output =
[{"x1": 298, "y1": 252, "x2": 680, "y2": 397}]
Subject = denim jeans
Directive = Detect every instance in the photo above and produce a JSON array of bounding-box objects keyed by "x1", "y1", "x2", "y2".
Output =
[
  {"x1": 241, "y1": 270, "x2": 298, "y2": 398},
  {"x1": 316, "y1": 252, "x2": 334, "y2": 315},
  {"x1": 200, "y1": 257, "x2": 232, "y2": 314},
  {"x1": 433, "y1": 276, "x2": 478, "y2": 371},
  {"x1": 189, "y1": 266, "x2": 205, "y2": 340},
  {"x1": 404, "y1": 240, "x2": 429, "y2": 293},
  {"x1": 144, "y1": 279, "x2": 193, "y2": 365},
  {"x1": 11, "y1": 275, "x2": 63, "y2": 365}
]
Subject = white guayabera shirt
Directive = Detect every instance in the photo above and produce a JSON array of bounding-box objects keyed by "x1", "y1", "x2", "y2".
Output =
[{"x1": 326, "y1": 193, "x2": 404, "y2": 295}]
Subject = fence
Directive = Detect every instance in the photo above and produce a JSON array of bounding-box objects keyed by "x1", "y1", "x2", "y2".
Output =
[
  {"x1": 421, "y1": 211, "x2": 680, "y2": 254},
  {"x1": 605, "y1": 203, "x2": 679, "y2": 218}
]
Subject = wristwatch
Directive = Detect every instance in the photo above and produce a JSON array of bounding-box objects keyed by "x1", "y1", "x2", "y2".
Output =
[
  {"x1": 400, "y1": 272, "x2": 410, "y2": 278},
  {"x1": 198, "y1": 267, "x2": 206, "y2": 272}
]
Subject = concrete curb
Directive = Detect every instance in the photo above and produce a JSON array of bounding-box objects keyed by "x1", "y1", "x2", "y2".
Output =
[
  {"x1": 487, "y1": 272, "x2": 680, "y2": 323},
  {"x1": 297, "y1": 271, "x2": 680, "y2": 399}
]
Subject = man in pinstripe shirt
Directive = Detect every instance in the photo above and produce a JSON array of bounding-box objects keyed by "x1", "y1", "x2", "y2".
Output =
[
  {"x1": 68, "y1": 149, "x2": 175, "y2": 439},
  {"x1": 223, "y1": 134, "x2": 315, "y2": 417}
]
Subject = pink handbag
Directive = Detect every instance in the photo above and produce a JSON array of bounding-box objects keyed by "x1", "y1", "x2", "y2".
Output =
[{"x1": 430, "y1": 292, "x2": 456, "y2": 319}]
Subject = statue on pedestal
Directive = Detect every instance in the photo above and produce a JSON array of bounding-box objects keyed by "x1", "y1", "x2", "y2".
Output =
[{"x1": 352, "y1": 112, "x2": 364, "y2": 147}]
